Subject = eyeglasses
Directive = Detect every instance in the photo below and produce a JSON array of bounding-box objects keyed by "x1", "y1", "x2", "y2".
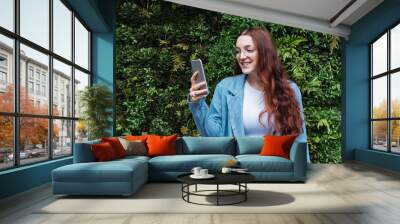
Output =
[{"x1": 234, "y1": 48, "x2": 256, "y2": 57}]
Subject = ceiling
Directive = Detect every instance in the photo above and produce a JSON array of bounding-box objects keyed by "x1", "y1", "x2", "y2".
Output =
[{"x1": 165, "y1": 0, "x2": 384, "y2": 38}]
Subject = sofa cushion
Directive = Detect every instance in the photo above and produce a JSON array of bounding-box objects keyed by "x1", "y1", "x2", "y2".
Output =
[
  {"x1": 115, "y1": 155, "x2": 150, "y2": 163},
  {"x1": 52, "y1": 159, "x2": 147, "y2": 183},
  {"x1": 236, "y1": 155, "x2": 293, "y2": 172},
  {"x1": 118, "y1": 138, "x2": 147, "y2": 156},
  {"x1": 178, "y1": 137, "x2": 235, "y2": 155},
  {"x1": 101, "y1": 137, "x2": 127, "y2": 158},
  {"x1": 148, "y1": 154, "x2": 235, "y2": 172},
  {"x1": 91, "y1": 142, "x2": 118, "y2": 161},
  {"x1": 260, "y1": 135, "x2": 297, "y2": 159},
  {"x1": 235, "y1": 136, "x2": 263, "y2": 155},
  {"x1": 124, "y1": 135, "x2": 148, "y2": 141},
  {"x1": 73, "y1": 140, "x2": 100, "y2": 163},
  {"x1": 147, "y1": 135, "x2": 177, "y2": 157}
]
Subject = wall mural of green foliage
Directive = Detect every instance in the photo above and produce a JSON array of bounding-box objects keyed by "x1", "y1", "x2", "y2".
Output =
[{"x1": 115, "y1": 0, "x2": 342, "y2": 163}]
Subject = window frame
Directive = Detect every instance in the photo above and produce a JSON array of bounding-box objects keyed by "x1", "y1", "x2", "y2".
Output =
[
  {"x1": 0, "y1": 0, "x2": 92, "y2": 171},
  {"x1": 370, "y1": 20, "x2": 400, "y2": 154}
]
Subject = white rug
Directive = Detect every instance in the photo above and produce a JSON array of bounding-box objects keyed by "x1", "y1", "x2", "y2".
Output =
[{"x1": 38, "y1": 183, "x2": 362, "y2": 214}]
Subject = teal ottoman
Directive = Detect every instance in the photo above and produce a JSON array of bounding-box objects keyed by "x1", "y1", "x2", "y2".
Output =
[{"x1": 52, "y1": 157, "x2": 148, "y2": 196}]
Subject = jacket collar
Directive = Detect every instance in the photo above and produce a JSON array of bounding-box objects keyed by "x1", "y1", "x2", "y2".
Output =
[
  {"x1": 226, "y1": 74, "x2": 246, "y2": 136},
  {"x1": 227, "y1": 74, "x2": 246, "y2": 97}
]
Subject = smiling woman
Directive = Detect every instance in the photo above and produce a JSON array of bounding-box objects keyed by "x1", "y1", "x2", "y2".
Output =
[
  {"x1": 189, "y1": 28, "x2": 307, "y2": 159},
  {"x1": 188, "y1": 28, "x2": 307, "y2": 158}
]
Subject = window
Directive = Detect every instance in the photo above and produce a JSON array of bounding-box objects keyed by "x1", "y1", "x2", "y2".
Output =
[
  {"x1": 20, "y1": 0, "x2": 49, "y2": 49},
  {"x1": 20, "y1": 117, "x2": 48, "y2": 165},
  {"x1": 54, "y1": 89, "x2": 58, "y2": 101},
  {"x1": 0, "y1": 116, "x2": 13, "y2": 170},
  {"x1": 0, "y1": 71, "x2": 6, "y2": 85},
  {"x1": 36, "y1": 83, "x2": 40, "y2": 95},
  {"x1": 28, "y1": 81, "x2": 34, "y2": 94},
  {"x1": 35, "y1": 70, "x2": 41, "y2": 81},
  {"x1": 75, "y1": 17, "x2": 90, "y2": 70},
  {"x1": 29, "y1": 67, "x2": 34, "y2": 80},
  {"x1": 42, "y1": 85, "x2": 46, "y2": 97},
  {"x1": 53, "y1": 119, "x2": 72, "y2": 158},
  {"x1": 371, "y1": 23, "x2": 400, "y2": 154},
  {"x1": 53, "y1": 59, "x2": 72, "y2": 117},
  {"x1": 0, "y1": 54, "x2": 8, "y2": 86},
  {"x1": 0, "y1": 0, "x2": 91, "y2": 170},
  {"x1": 53, "y1": 0, "x2": 72, "y2": 60},
  {"x1": 0, "y1": 55, "x2": 7, "y2": 67},
  {"x1": 0, "y1": 0, "x2": 14, "y2": 32},
  {"x1": 74, "y1": 69, "x2": 89, "y2": 118},
  {"x1": 0, "y1": 34, "x2": 13, "y2": 113}
]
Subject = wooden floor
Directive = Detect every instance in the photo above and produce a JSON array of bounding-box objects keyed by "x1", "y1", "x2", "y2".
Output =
[{"x1": 1, "y1": 162, "x2": 400, "y2": 224}]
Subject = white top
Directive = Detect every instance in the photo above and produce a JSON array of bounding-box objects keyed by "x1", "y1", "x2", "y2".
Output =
[{"x1": 242, "y1": 80, "x2": 275, "y2": 136}]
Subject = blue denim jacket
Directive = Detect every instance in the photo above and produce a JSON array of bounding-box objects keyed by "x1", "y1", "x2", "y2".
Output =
[{"x1": 188, "y1": 74, "x2": 307, "y2": 144}]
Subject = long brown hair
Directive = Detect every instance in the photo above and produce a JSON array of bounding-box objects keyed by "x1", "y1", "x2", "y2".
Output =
[{"x1": 235, "y1": 27, "x2": 303, "y2": 135}]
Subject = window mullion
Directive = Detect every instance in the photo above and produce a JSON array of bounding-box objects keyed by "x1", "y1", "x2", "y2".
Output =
[
  {"x1": 48, "y1": 0, "x2": 54, "y2": 160},
  {"x1": 388, "y1": 29, "x2": 391, "y2": 152},
  {"x1": 370, "y1": 45, "x2": 373, "y2": 149},
  {"x1": 71, "y1": 10, "x2": 76, "y2": 154},
  {"x1": 13, "y1": 0, "x2": 20, "y2": 167}
]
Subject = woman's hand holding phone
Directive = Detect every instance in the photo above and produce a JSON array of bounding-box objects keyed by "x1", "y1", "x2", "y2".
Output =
[{"x1": 189, "y1": 72, "x2": 208, "y2": 102}]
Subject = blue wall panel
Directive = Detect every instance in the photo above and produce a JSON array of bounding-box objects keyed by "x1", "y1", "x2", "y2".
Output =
[
  {"x1": 343, "y1": 44, "x2": 369, "y2": 159},
  {"x1": 92, "y1": 33, "x2": 114, "y2": 88},
  {"x1": 345, "y1": 0, "x2": 400, "y2": 171},
  {"x1": 92, "y1": 32, "x2": 115, "y2": 136}
]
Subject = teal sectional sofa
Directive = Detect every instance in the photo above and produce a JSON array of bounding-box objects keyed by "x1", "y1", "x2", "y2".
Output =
[{"x1": 52, "y1": 137, "x2": 307, "y2": 196}]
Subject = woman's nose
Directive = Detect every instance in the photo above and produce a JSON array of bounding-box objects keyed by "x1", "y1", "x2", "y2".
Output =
[{"x1": 239, "y1": 50, "x2": 247, "y2": 59}]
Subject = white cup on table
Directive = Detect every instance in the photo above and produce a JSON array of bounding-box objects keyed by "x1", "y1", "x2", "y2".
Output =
[
  {"x1": 200, "y1": 169, "x2": 208, "y2": 176},
  {"x1": 191, "y1": 167, "x2": 202, "y2": 176}
]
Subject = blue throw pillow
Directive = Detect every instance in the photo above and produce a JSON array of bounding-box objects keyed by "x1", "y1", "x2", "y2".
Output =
[
  {"x1": 236, "y1": 136, "x2": 264, "y2": 155},
  {"x1": 178, "y1": 137, "x2": 235, "y2": 155}
]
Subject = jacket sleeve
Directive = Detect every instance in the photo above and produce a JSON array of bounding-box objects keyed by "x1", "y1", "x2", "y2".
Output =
[{"x1": 188, "y1": 83, "x2": 224, "y2": 136}]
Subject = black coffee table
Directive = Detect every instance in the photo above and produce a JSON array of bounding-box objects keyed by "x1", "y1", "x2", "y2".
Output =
[{"x1": 177, "y1": 172, "x2": 255, "y2": 206}]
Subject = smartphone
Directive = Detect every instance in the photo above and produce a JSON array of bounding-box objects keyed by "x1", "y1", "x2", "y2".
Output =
[{"x1": 191, "y1": 59, "x2": 208, "y2": 91}]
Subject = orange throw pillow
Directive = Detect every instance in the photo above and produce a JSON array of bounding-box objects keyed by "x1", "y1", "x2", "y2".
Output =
[
  {"x1": 259, "y1": 135, "x2": 297, "y2": 159},
  {"x1": 101, "y1": 137, "x2": 127, "y2": 158},
  {"x1": 91, "y1": 142, "x2": 117, "y2": 161},
  {"x1": 124, "y1": 135, "x2": 148, "y2": 142},
  {"x1": 146, "y1": 135, "x2": 177, "y2": 157}
]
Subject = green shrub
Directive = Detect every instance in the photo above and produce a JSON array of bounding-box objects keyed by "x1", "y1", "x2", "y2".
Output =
[{"x1": 79, "y1": 84, "x2": 113, "y2": 140}]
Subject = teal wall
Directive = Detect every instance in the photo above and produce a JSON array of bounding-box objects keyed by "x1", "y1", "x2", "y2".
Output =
[
  {"x1": 91, "y1": 0, "x2": 117, "y2": 135},
  {"x1": 344, "y1": 0, "x2": 400, "y2": 171},
  {"x1": 0, "y1": 0, "x2": 117, "y2": 200},
  {"x1": 92, "y1": 32, "x2": 116, "y2": 135}
]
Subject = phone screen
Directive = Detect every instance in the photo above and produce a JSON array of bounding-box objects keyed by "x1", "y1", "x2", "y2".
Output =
[{"x1": 191, "y1": 59, "x2": 208, "y2": 90}]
